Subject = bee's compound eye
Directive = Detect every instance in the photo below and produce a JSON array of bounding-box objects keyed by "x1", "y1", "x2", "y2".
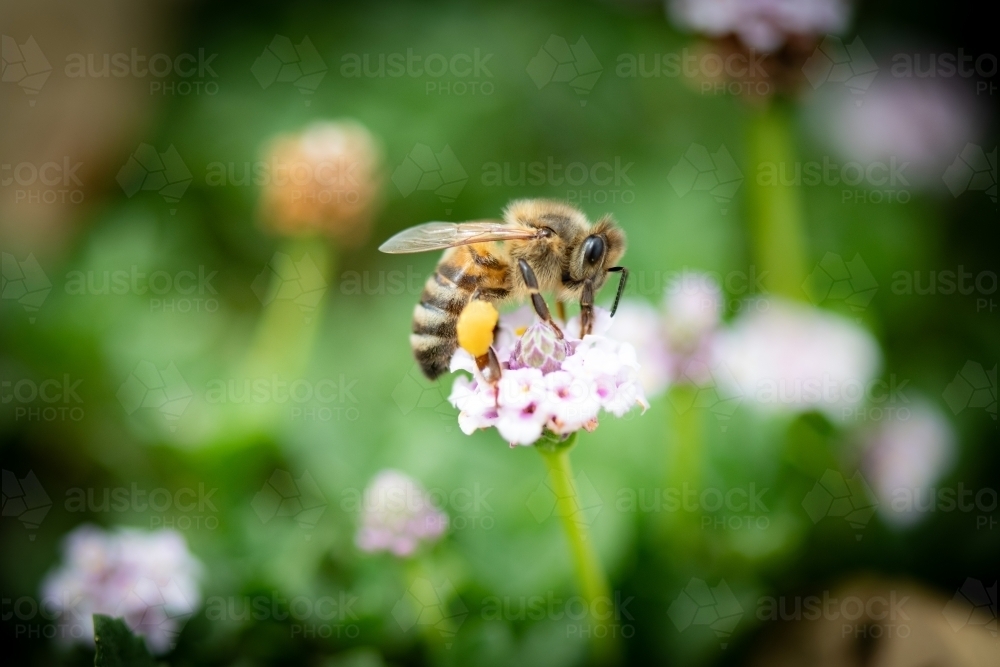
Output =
[{"x1": 583, "y1": 235, "x2": 605, "y2": 266}]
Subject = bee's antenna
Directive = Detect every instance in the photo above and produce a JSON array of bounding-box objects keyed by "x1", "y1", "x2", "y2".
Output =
[{"x1": 607, "y1": 266, "x2": 628, "y2": 316}]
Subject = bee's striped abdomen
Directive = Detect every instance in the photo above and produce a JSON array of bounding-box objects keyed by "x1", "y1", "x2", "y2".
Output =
[{"x1": 411, "y1": 245, "x2": 510, "y2": 380}]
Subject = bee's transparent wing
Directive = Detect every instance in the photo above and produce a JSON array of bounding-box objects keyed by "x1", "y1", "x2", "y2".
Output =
[{"x1": 378, "y1": 221, "x2": 538, "y2": 254}]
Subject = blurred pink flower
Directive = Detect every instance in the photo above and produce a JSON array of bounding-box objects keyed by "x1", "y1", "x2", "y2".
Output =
[
  {"x1": 860, "y1": 401, "x2": 956, "y2": 528},
  {"x1": 714, "y1": 298, "x2": 882, "y2": 419},
  {"x1": 356, "y1": 470, "x2": 448, "y2": 557},
  {"x1": 449, "y1": 307, "x2": 647, "y2": 446},
  {"x1": 41, "y1": 525, "x2": 202, "y2": 654},
  {"x1": 668, "y1": 0, "x2": 851, "y2": 52},
  {"x1": 810, "y1": 77, "x2": 985, "y2": 187}
]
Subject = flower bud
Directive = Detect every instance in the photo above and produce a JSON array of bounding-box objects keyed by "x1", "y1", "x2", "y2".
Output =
[
  {"x1": 258, "y1": 120, "x2": 382, "y2": 246},
  {"x1": 510, "y1": 322, "x2": 570, "y2": 374}
]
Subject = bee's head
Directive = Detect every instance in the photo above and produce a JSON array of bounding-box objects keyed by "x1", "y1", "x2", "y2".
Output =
[
  {"x1": 503, "y1": 200, "x2": 627, "y2": 297},
  {"x1": 570, "y1": 215, "x2": 626, "y2": 289}
]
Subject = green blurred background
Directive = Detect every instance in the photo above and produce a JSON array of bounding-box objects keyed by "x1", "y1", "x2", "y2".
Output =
[{"x1": 2, "y1": 0, "x2": 997, "y2": 665}]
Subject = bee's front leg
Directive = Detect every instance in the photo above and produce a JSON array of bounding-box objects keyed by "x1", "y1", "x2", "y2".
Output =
[
  {"x1": 517, "y1": 259, "x2": 563, "y2": 338},
  {"x1": 579, "y1": 278, "x2": 595, "y2": 337}
]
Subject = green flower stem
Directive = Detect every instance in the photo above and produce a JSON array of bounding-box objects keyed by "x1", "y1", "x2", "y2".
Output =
[
  {"x1": 746, "y1": 102, "x2": 809, "y2": 300},
  {"x1": 220, "y1": 236, "x2": 334, "y2": 443},
  {"x1": 536, "y1": 433, "x2": 618, "y2": 663},
  {"x1": 403, "y1": 557, "x2": 455, "y2": 654},
  {"x1": 662, "y1": 385, "x2": 705, "y2": 551}
]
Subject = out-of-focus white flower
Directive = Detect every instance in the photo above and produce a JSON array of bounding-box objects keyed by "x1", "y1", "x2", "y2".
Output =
[
  {"x1": 41, "y1": 525, "x2": 202, "y2": 654},
  {"x1": 714, "y1": 298, "x2": 881, "y2": 419},
  {"x1": 607, "y1": 271, "x2": 725, "y2": 396},
  {"x1": 663, "y1": 273, "x2": 724, "y2": 349},
  {"x1": 356, "y1": 470, "x2": 448, "y2": 557},
  {"x1": 860, "y1": 401, "x2": 956, "y2": 528},
  {"x1": 449, "y1": 306, "x2": 647, "y2": 446},
  {"x1": 606, "y1": 301, "x2": 673, "y2": 397},
  {"x1": 668, "y1": 0, "x2": 851, "y2": 52},
  {"x1": 808, "y1": 77, "x2": 985, "y2": 188}
]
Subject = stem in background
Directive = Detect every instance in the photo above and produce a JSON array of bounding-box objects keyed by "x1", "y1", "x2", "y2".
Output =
[
  {"x1": 745, "y1": 102, "x2": 809, "y2": 300},
  {"x1": 536, "y1": 433, "x2": 618, "y2": 664},
  {"x1": 223, "y1": 236, "x2": 334, "y2": 442},
  {"x1": 403, "y1": 557, "x2": 456, "y2": 653},
  {"x1": 663, "y1": 385, "x2": 705, "y2": 550}
]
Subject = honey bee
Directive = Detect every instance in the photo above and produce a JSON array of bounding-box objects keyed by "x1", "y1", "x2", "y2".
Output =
[{"x1": 379, "y1": 199, "x2": 628, "y2": 380}]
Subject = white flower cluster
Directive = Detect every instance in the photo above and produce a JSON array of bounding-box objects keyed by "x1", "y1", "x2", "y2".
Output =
[
  {"x1": 356, "y1": 470, "x2": 448, "y2": 556},
  {"x1": 715, "y1": 298, "x2": 881, "y2": 419},
  {"x1": 860, "y1": 401, "x2": 956, "y2": 528},
  {"x1": 449, "y1": 306, "x2": 648, "y2": 446},
  {"x1": 608, "y1": 272, "x2": 724, "y2": 396},
  {"x1": 41, "y1": 525, "x2": 202, "y2": 654},
  {"x1": 609, "y1": 272, "x2": 883, "y2": 420},
  {"x1": 668, "y1": 0, "x2": 851, "y2": 52}
]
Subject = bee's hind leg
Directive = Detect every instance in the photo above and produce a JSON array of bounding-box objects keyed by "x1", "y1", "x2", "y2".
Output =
[
  {"x1": 517, "y1": 259, "x2": 563, "y2": 338},
  {"x1": 475, "y1": 346, "x2": 503, "y2": 385}
]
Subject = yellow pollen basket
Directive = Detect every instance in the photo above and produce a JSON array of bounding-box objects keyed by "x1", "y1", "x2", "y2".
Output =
[{"x1": 457, "y1": 300, "x2": 499, "y2": 357}]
